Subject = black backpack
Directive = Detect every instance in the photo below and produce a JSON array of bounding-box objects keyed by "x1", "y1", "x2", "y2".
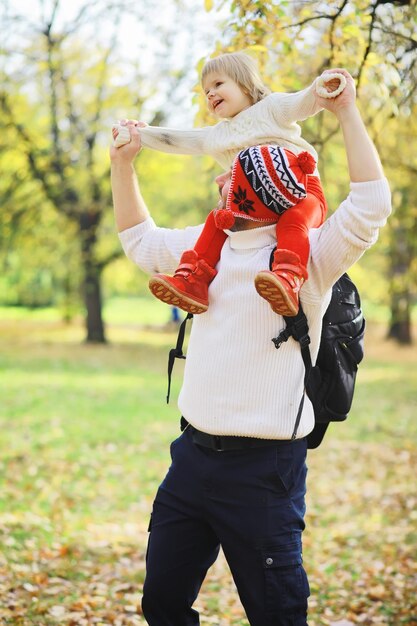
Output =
[
  {"x1": 272, "y1": 273, "x2": 366, "y2": 448},
  {"x1": 166, "y1": 273, "x2": 365, "y2": 450}
]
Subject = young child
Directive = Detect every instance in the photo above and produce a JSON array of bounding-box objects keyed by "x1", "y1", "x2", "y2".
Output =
[{"x1": 113, "y1": 52, "x2": 346, "y2": 316}]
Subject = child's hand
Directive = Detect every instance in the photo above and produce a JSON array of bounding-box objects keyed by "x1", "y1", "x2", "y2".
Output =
[
  {"x1": 112, "y1": 120, "x2": 148, "y2": 148},
  {"x1": 316, "y1": 72, "x2": 347, "y2": 99},
  {"x1": 316, "y1": 69, "x2": 356, "y2": 117},
  {"x1": 109, "y1": 120, "x2": 145, "y2": 162},
  {"x1": 321, "y1": 76, "x2": 342, "y2": 94}
]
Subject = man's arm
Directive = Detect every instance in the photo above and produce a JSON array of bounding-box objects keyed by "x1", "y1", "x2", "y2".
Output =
[
  {"x1": 110, "y1": 121, "x2": 149, "y2": 232},
  {"x1": 110, "y1": 120, "x2": 204, "y2": 275},
  {"x1": 318, "y1": 69, "x2": 384, "y2": 182},
  {"x1": 303, "y1": 70, "x2": 391, "y2": 302}
]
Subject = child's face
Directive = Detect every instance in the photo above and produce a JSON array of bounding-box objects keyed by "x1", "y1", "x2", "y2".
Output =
[{"x1": 203, "y1": 72, "x2": 252, "y2": 119}]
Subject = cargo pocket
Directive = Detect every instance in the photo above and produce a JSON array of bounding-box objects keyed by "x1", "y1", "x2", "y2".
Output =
[
  {"x1": 274, "y1": 446, "x2": 294, "y2": 493},
  {"x1": 169, "y1": 433, "x2": 183, "y2": 459},
  {"x1": 262, "y1": 541, "x2": 310, "y2": 615}
]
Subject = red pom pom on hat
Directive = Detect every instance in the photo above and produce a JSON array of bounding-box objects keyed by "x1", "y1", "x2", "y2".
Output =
[
  {"x1": 214, "y1": 208, "x2": 235, "y2": 230},
  {"x1": 297, "y1": 151, "x2": 316, "y2": 175}
]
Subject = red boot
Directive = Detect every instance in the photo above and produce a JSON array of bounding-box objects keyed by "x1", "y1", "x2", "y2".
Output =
[
  {"x1": 254, "y1": 249, "x2": 307, "y2": 316},
  {"x1": 148, "y1": 250, "x2": 217, "y2": 314}
]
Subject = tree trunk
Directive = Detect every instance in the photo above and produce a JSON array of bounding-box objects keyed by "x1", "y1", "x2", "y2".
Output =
[
  {"x1": 84, "y1": 263, "x2": 106, "y2": 343},
  {"x1": 387, "y1": 224, "x2": 413, "y2": 345},
  {"x1": 387, "y1": 293, "x2": 412, "y2": 344},
  {"x1": 80, "y1": 213, "x2": 106, "y2": 343}
]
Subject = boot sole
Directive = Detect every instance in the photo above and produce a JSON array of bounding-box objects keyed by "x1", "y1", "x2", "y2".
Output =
[
  {"x1": 254, "y1": 273, "x2": 299, "y2": 317},
  {"x1": 149, "y1": 276, "x2": 208, "y2": 314}
]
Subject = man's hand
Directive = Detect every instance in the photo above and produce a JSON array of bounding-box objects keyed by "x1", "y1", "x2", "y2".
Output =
[
  {"x1": 109, "y1": 120, "x2": 145, "y2": 163},
  {"x1": 319, "y1": 69, "x2": 384, "y2": 182},
  {"x1": 110, "y1": 119, "x2": 151, "y2": 231}
]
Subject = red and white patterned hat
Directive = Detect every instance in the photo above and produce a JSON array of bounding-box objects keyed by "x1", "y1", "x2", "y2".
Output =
[{"x1": 214, "y1": 145, "x2": 316, "y2": 229}]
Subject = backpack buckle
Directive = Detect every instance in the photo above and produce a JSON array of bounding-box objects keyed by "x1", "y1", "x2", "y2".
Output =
[{"x1": 272, "y1": 328, "x2": 291, "y2": 349}]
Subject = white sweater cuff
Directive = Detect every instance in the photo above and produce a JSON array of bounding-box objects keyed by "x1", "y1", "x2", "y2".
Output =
[
  {"x1": 349, "y1": 177, "x2": 391, "y2": 214},
  {"x1": 118, "y1": 218, "x2": 156, "y2": 246}
]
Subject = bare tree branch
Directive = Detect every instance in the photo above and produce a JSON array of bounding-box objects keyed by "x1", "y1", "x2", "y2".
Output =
[
  {"x1": 280, "y1": 0, "x2": 349, "y2": 30},
  {"x1": 0, "y1": 93, "x2": 59, "y2": 207},
  {"x1": 97, "y1": 249, "x2": 123, "y2": 271},
  {"x1": 373, "y1": 24, "x2": 417, "y2": 49},
  {"x1": 328, "y1": 0, "x2": 350, "y2": 62},
  {"x1": 46, "y1": 32, "x2": 65, "y2": 171},
  {"x1": 356, "y1": 1, "x2": 379, "y2": 89},
  {"x1": 88, "y1": 12, "x2": 123, "y2": 153}
]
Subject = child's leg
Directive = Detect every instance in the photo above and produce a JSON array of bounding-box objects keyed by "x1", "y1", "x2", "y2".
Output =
[
  {"x1": 149, "y1": 211, "x2": 227, "y2": 315},
  {"x1": 193, "y1": 210, "x2": 229, "y2": 267},
  {"x1": 255, "y1": 176, "x2": 327, "y2": 316},
  {"x1": 275, "y1": 176, "x2": 327, "y2": 273}
]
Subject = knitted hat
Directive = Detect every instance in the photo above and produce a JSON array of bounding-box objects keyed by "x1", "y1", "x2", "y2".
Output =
[{"x1": 214, "y1": 145, "x2": 316, "y2": 229}]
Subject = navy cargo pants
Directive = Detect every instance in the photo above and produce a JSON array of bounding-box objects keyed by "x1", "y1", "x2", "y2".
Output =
[{"x1": 142, "y1": 426, "x2": 309, "y2": 626}]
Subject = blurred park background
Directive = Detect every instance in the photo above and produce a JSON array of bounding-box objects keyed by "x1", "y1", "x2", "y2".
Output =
[{"x1": 0, "y1": 0, "x2": 416, "y2": 624}]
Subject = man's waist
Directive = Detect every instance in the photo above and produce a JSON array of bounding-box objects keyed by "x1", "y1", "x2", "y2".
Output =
[{"x1": 182, "y1": 418, "x2": 296, "y2": 452}]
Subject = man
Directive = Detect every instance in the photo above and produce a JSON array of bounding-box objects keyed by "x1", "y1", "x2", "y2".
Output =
[{"x1": 110, "y1": 69, "x2": 391, "y2": 626}]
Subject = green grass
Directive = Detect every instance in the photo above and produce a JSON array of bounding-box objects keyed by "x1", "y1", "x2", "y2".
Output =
[
  {"x1": 103, "y1": 296, "x2": 174, "y2": 326},
  {"x1": 0, "y1": 296, "x2": 180, "y2": 327},
  {"x1": 0, "y1": 316, "x2": 416, "y2": 625},
  {"x1": 2, "y1": 295, "x2": 412, "y2": 328},
  {"x1": 0, "y1": 333, "x2": 182, "y2": 518},
  {"x1": 0, "y1": 304, "x2": 63, "y2": 322}
]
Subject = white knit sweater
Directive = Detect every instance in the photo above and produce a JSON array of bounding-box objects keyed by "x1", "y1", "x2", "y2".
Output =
[
  {"x1": 139, "y1": 82, "x2": 322, "y2": 171},
  {"x1": 120, "y1": 179, "x2": 391, "y2": 439}
]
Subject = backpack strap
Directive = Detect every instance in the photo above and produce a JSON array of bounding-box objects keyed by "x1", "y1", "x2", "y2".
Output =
[
  {"x1": 167, "y1": 312, "x2": 193, "y2": 403},
  {"x1": 268, "y1": 247, "x2": 313, "y2": 439},
  {"x1": 272, "y1": 306, "x2": 313, "y2": 440}
]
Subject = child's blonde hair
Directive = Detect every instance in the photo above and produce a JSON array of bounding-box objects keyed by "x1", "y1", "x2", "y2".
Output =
[{"x1": 201, "y1": 52, "x2": 270, "y2": 104}]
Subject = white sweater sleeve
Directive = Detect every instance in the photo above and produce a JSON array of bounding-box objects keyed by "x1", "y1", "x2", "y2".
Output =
[
  {"x1": 119, "y1": 217, "x2": 203, "y2": 275},
  {"x1": 303, "y1": 178, "x2": 392, "y2": 302},
  {"x1": 139, "y1": 124, "x2": 209, "y2": 155},
  {"x1": 270, "y1": 80, "x2": 323, "y2": 124}
]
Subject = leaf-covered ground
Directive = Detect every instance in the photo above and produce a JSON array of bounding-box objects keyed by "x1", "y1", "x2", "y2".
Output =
[{"x1": 0, "y1": 319, "x2": 416, "y2": 625}]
